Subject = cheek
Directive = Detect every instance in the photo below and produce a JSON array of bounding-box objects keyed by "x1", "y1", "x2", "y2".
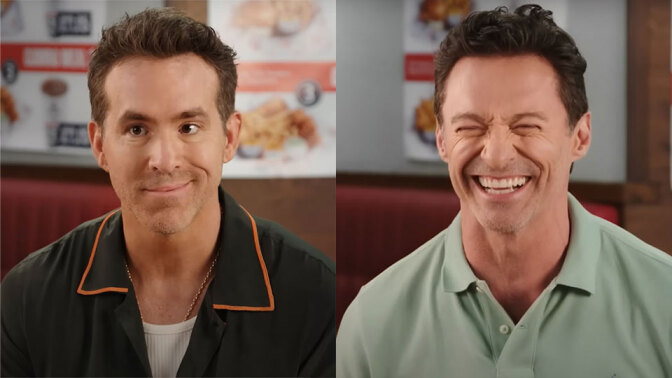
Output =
[
  {"x1": 449, "y1": 136, "x2": 480, "y2": 169},
  {"x1": 518, "y1": 136, "x2": 570, "y2": 167},
  {"x1": 185, "y1": 142, "x2": 224, "y2": 177},
  {"x1": 446, "y1": 138, "x2": 479, "y2": 190},
  {"x1": 106, "y1": 143, "x2": 144, "y2": 170},
  {"x1": 443, "y1": 134, "x2": 465, "y2": 162}
]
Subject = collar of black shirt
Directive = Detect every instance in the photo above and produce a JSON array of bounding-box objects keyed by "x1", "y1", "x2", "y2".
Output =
[{"x1": 75, "y1": 185, "x2": 275, "y2": 312}]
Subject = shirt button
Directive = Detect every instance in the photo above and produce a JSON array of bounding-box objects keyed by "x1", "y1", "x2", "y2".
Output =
[
  {"x1": 475, "y1": 286, "x2": 483, "y2": 293},
  {"x1": 499, "y1": 325, "x2": 510, "y2": 335}
]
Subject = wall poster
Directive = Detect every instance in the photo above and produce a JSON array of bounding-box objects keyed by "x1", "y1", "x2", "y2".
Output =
[
  {"x1": 209, "y1": 0, "x2": 336, "y2": 178},
  {"x1": 403, "y1": 0, "x2": 472, "y2": 162},
  {"x1": 1, "y1": 0, "x2": 104, "y2": 154}
]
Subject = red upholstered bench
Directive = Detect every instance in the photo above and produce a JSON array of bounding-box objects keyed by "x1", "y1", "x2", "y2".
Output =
[
  {"x1": 336, "y1": 184, "x2": 619, "y2": 327},
  {"x1": 1, "y1": 178, "x2": 120, "y2": 279}
]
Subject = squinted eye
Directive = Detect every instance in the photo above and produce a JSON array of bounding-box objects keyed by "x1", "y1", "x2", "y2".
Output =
[
  {"x1": 455, "y1": 126, "x2": 484, "y2": 134},
  {"x1": 513, "y1": 124, "x2": 540, "y2": 133}
]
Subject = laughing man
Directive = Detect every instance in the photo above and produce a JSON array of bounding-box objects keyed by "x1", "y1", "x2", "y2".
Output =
[{"x1": 337, "y1": 5, "x2": 672, "y2": 377}]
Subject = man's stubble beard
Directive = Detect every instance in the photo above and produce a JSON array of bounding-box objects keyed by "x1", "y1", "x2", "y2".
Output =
[
  {"x1": 110, "y1": 171, "x2": 208, "y2": 236},
  {"x1": 474, "y1": 201, "x2": 537, "y2": 235},
  {"x1": 130, "y1": 193, "x2": 206, "y2": 236}
]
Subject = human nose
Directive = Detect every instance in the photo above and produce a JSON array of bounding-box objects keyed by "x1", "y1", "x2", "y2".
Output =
[
  {"x1": 147, "y1": 131, "x2": 181, "y2": 173},
  {"x1": 480, "y1": 127, "x2": 516, "y2": 170}
]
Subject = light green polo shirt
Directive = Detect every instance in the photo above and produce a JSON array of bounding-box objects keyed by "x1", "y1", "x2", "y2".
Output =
[{"x1": 337, "y1": 194, "x2": 672, "y2": 378}]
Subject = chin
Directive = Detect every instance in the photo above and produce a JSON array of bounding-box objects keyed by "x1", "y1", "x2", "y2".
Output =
[
  {"x1": 147, "y1": 219, "x2": 189, "y2": 235},
  {"x1": 135, "y1": 205, "x2": 199, "y2": 236},
  {"x1": 481, "y1": 219, "x2": 525, "y2": 234},
  {"x1": 477, "y1": 212, "x2": 532, "y2": 234}
]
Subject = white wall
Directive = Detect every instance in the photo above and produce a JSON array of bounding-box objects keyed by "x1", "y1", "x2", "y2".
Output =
[{"x1": 336, "y1": 0, "x2": 627, "y2": 182}]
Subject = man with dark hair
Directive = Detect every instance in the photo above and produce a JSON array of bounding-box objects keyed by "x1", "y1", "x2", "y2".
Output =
[
  {"x1": 337, "y1": 5, "x2": 671, "y2": 377},
  {"x1": 2, "y1": 8, "x2": 335, "y2": 377}
]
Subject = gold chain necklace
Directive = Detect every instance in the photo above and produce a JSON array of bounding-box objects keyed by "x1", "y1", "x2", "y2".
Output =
[{"x1": 124, "y1": 253, "x2": 219, "y2": 322}]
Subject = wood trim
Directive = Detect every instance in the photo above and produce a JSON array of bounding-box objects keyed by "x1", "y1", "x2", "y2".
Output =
[
  {"x1": 1, "y1": 164, "x2": 110, "y2": 184},
  {"x1": 337, "y1": 172, "x2": 452, "y2": 192},
  {"x1": 627, "y1": 0, "x2": 671, "y2": 184},
  {"x1": 1, "y1": 164, "x2": 336, "y2": 261},
  {"x1": 165, "y1": 0, "x2": 207, "y2": 24},
  {"x1": 626, "y1": 0, "x2": 650, "y2": 181},
  {"x1": 624, "y1": 0, "x2": 672, "y2": 254},
  {"x1": 337, "y1": 172, "x2": 658, "y2": 206}
]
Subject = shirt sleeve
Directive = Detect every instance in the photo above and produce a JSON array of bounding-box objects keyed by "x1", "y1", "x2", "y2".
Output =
[
  {"x1": 336, "y1": 295, "x2": 371, "y2": 378},
  {"x1": 1, "y1": 270, "x2": 35, "y2": 377}
]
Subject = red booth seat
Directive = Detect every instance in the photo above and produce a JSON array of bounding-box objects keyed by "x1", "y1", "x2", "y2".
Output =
[
  {"x1": 336, "y1": 184, "x2": 619, "y2": 327},
  {"x1": 1, "y1": 178, "x2": 120, "y2": 279}
]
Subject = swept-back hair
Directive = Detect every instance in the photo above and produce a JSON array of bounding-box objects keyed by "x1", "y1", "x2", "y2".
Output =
[
  {"x1": 88, "y1": 8, "x2": 237, "y2": 126},
  {"x1": 434, "y1": 4, "x2": 587, "y2": 128}
]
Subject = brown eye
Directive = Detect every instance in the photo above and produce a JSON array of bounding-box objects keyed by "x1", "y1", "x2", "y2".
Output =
[
  {"x1": 180, "y1": 123, "x2": 199, "y2": 135},
  {"x1": 128, "y1": 125, "x2": 147, "y2": 136}
]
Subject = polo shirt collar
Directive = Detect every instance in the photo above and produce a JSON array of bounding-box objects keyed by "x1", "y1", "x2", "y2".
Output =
[
  {"x1": 442, "y1": 213, "x2": 479, "y2": 293},
  {"x1": 77, "y1": 186, "x2": 275, "y2": 312},
  {"x1": 441, "y1": 193, "x2": 601, "y2": 294},
  {"x1": 554, "y1": 193, "x2": 601, "y2": 294}
]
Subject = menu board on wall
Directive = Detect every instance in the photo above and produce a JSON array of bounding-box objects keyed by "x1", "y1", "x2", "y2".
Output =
[
  {"x1": 209, "y1": 0, "x2": 336, "y2": 178},
  {"x1": 403, "y1": 0, "x2": 471, "y2": 162},
  {"x1": 0, "y1": 0, "x2": 104, "y2": 154}
]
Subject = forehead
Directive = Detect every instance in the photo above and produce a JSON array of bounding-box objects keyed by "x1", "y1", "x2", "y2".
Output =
[
  {"x1": 103, "y1": 54, "x2": 219, "y2": 121},
  {"x1": 442, "y1": 54, "x2": 564, "y2": 120}
]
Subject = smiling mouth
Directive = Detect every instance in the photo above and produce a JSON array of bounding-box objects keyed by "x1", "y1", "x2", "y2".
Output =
[
  {"x1": 144, "y1": 182, "x2": 190, "y2": 193},
  {"x1": 474, "y1": 176, "x2": 531, "y2": 194}
]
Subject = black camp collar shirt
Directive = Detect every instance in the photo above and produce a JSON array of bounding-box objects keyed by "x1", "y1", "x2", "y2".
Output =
[{"x1": 1, "y1": 187, "x2": 335, "y2": 377}]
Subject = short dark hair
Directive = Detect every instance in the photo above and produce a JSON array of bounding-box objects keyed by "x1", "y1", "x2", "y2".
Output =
[
  {"x1": 433, "y1": 4, "x2": 587, "y2": 128},
  {"x1": 88, "y1": 8, "x2": 237, "y2": 127}
]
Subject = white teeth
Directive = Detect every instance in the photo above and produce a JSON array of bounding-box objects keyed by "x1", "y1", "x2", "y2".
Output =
[
  {"x1": 477, "y1": 176, "x2": 528, "y2": 192},
  {"x1": 485, "y1": 187, "x2": 515, "y2": 194}
]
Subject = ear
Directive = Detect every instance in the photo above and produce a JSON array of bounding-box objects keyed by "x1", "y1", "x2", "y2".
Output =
[
  {"x1": 571, "y1": 111, "x2": 591, "y2": 162},
  {"x1": 222, "y1": 111, "x2": 241, "y2": 164},
  {"x1": 435, "y1": 123, "x2": 450, "y2": 163},
  {"x1": 88, "y1": 121, "x2": 108, "y2": 171}
]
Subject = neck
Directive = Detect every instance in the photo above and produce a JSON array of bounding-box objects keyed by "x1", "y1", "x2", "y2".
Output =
[
  {"x1": 461, "y1": 199, "x2": 570, "y2": 322},
  {"x1": 122, "y1": 194, "x2": 221, "y2": 282}
]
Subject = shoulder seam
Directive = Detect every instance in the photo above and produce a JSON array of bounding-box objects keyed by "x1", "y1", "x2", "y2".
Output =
[
  {"x1": 597, "y1": 220, "x2": 672, "y2": 269},
  {"x1": 7, "y1": 213, "x2": 113, "y2": 276},
  {"x1": 256, "y1": 218, "x2": 335, "y2": 274}
]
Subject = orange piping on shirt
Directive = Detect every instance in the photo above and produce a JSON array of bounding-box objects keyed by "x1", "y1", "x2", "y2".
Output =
[
  {"x1": 212, "y1": 206, "x2": 275, "y2": 312},
  {"x1": 76, "y1": 210, "x2": 128, "y2": 295}
]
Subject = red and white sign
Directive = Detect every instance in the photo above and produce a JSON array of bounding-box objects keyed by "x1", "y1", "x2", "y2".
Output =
[
  {"x1": 0, "y1": 0, "x2": 104, "y2": 153},
  {"x1": 1, "y1": 43, "x2": 97, "y2": 73},
  {"x1": 209, "y1": 0, "x2": 336, "y2": 178}
]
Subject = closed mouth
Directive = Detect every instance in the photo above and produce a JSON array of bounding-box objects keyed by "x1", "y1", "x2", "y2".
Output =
[{"x1": 144, "y1": 182, "x2": 190, "y2": 193}]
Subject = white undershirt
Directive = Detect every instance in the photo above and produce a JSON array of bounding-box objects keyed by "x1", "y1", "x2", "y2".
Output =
[{"x1": 143, "y1": 316, "x2": 197, "y2": 378}]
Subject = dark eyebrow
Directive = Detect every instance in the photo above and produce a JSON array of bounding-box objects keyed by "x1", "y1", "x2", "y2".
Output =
[
  {"x1": 450, "y1": 112, "x2": 491, "y2": 125},
  {"x1": 450, "y1": 111, "x2": 548, "y2": 125},
  {"x1": 119, "y1": 110, "x2": 154, "y2": 123},
  {"x1": 117, "y1": 107, "x2": 209, "y2": 124},
  {"x1": 506, "y1": 112, "x2": 548, "y2": 123},
  {"x1": 172, "y1": 107, "x2": 208, "y2": 122}
]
